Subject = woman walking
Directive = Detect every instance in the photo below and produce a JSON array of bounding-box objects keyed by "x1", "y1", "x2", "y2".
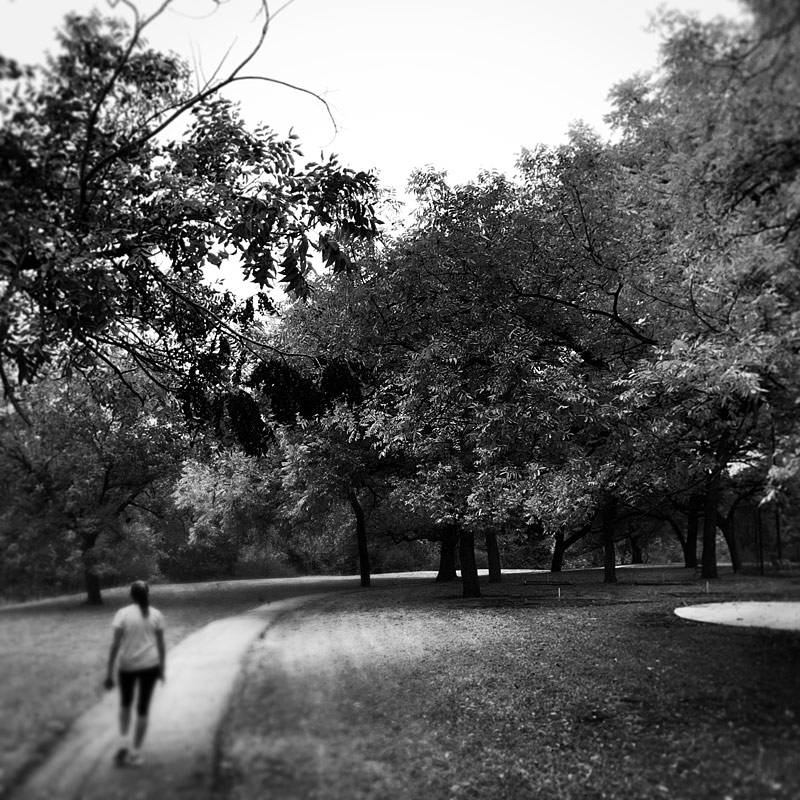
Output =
[{"x1": 105, "y1": 580, "x2": 166, "y2": 767}]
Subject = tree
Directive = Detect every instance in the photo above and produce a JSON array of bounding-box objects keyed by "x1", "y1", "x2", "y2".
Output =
[
  {"x1": 280, "y1": 417, "x2": 376, "y2": 587},
  {"x1": 0, "y1": 363, "x2": 185, "y2": 602},
  {"x1": 0, "y1": 4, "x2": 384, "y2": 596},
  {"x1": 605, "y1": 0, "x2": 800, "y2": 575},
  {"x1": 278, "y1": 1, "x2": 800, "y2": 590},
  {"x1": 170, "y1": 445, "x2": 285, "y2": 580},
  {"x1": 0, "y1": 4, "x2": 379, "y2": 419},
  {"x1": 277, "y1": 156, "x2": 664, "y2": 592}
]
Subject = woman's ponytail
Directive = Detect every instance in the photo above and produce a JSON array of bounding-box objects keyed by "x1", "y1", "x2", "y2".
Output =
[{"x1": 130, "y1": 580, "x2": 150, "y2": 618}]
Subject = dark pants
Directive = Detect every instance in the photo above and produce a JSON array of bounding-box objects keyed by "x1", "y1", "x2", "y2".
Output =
[{"x1": 118, "y1": 666, "x2": 160, "y2": 716}]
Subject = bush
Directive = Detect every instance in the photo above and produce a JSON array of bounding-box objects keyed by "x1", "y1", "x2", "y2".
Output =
[
  {"x1": 370, "y1": 538, "x2": 438, "y2": 574},
  {"x1": 233, "y1": 543, "x2": 299, "y2": 580},
  {"x1": 159, "y1": 539, "x2": 238, "y2": 582}
]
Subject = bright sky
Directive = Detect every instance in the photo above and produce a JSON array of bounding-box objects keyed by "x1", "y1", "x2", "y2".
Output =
[{"x1": 3, "y1": 0, "x2": 746, "y2": 196}]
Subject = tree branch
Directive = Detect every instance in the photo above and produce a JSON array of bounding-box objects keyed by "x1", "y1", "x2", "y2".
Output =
[
  {"x1": 507, "y1": 279, "x2": 658, "y2": 346},
  {"x1": 84, "y1": 1, "x2": 336, "y2": 192},
  {"x1": 140, "y1": 260, "x2": 319, "y2": 365},
  {"x1": 0, "y1": 360, "x2": 32, "y2": 426}
]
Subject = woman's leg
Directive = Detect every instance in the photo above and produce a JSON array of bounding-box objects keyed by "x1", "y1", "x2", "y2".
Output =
[
  {"x1": 115, "y1": 671, "x2": 136, "y2": 762},
  {"x1": 132, "y1": 667, "x2": 161, "y2": 753},
  {"x1": 118, "y1": 670, "x2": 136, "y2": 736}
]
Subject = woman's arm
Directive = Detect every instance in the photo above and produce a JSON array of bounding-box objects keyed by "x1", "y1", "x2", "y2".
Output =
[
  {"x1": 156, "y1": 629, "x2": 166, "y2": 683},
  {"x1": 105, "y1": 628, "x2": 123, "y2": 689}
]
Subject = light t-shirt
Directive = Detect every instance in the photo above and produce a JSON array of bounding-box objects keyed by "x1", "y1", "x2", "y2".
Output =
[{"x1": 112, "y1": 604, "x2": 165, "y2": 672}]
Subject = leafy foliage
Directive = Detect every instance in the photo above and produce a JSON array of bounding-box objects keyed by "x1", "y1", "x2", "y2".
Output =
[
  {"x1": 0, "y1": 8, "x2": 379, "y2": 412},
  {"x1": 0, "y1": 364, "x2": 186, "y2": 598},
  {"x1": 5, "y1": 0, "x2": 800, "y2": 591},
  {"x1": 266, "y1": 0, "x2": 800, "y2": 577}
]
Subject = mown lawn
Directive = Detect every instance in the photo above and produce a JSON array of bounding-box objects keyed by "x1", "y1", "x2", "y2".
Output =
[
  {"x1": 2, "y1": 568, "x2": 799, "y2": 799},
  {"x1": 217, "y1": 568, "x2": 800, "y2": 800}
]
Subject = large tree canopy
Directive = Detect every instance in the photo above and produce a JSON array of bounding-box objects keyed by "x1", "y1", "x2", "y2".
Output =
[
  {"x1": 3, "y1": 0, "x2": 799, "y2": 600},
  {"x1": 261, "y1": 0, "x2": 800, "y2": 586},
  {"x1": 0, "y1": 4, "x2": 379, "y2": 420}
]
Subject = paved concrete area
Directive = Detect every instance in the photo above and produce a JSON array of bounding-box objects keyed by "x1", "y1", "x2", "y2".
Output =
[
  {"x1": 12, "y1": 595, "x2": 326, "y2": 800},
  {"x1": 675, "y1": 601, "x2": 800, "y2": 631}
]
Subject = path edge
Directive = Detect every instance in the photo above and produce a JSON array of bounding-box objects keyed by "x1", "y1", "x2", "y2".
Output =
[{"x1": 9, "y1": 592, "x2": 339, "y2": 800}]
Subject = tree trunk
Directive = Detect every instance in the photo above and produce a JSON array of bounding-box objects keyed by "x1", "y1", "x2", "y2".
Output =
[
  {"x1": 755, "y1": 506, "x2": 765, "y2": 576},
  {"x1": 81, "y1": 530, "x2": 103, "y2": 604},
  {"x1": 717, "y1": 512, "x2": 742, "y2": 573},
  {"x1": 84, "y1": 568, "x2": 103, "y2": 605},
  {"x1": 552, "y1": 520, "x2": 595, "y2": 573},
  {"x1": 551, "y1": 531, "x2": 566, "y2": 572},
  {"x1": 685, "y1": 495, "x2": 700, "y2": 569},
  {"x1": 629, "y1": 536, "x2": 644, "y2": 564},
  {"x1": 347, "y1": 490, "x2": 370, "y2": 588},
  {"x1": 701, "y1": 473, "x2": 720, "y2": 579},
  {"x1": 602, "y1": 498, "x2": 617, "y2": 584},
  {"x1": 459, "y1": 527, "x2": 481, "y2": 598},
  {"x1": 436, "y1": 525, "x2": 459, "y2": 582},
  {"x1": 485, "y1": 529, "x2": 502, "y2": 583},
  {"x1": 662, "y1": 512, "x2": 687, "y2": 563}
]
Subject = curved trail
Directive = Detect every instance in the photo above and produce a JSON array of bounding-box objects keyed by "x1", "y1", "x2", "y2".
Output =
[{"x1": 11, "y1": 590, "x2": 342, "y2": 800}]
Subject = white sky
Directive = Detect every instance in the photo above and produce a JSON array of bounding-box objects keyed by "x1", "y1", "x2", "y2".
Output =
[{"x1": 3, "y1": 0, "x2": 746, "y2": 196}]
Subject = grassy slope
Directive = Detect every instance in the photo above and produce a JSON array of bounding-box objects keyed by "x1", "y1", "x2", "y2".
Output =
[
  {"x1": 217, "y1": 569, "x2": 800, "y2": 800},
  {"x1": 0, "y1": 576, "x2": 354, "y2": 797}
]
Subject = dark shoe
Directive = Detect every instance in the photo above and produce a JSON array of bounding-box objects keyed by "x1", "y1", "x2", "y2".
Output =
[{"x1": 113, "y1": 747, "x2": 128, "y2": 766}]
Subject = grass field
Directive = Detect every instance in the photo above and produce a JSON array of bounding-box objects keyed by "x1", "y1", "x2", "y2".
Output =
[
  {"x1": 1, "y1": 567, "x2": 799, "y2": 799},
  {"x1": 217, "y1": 568, "x2": 800, "y2": 800}
]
